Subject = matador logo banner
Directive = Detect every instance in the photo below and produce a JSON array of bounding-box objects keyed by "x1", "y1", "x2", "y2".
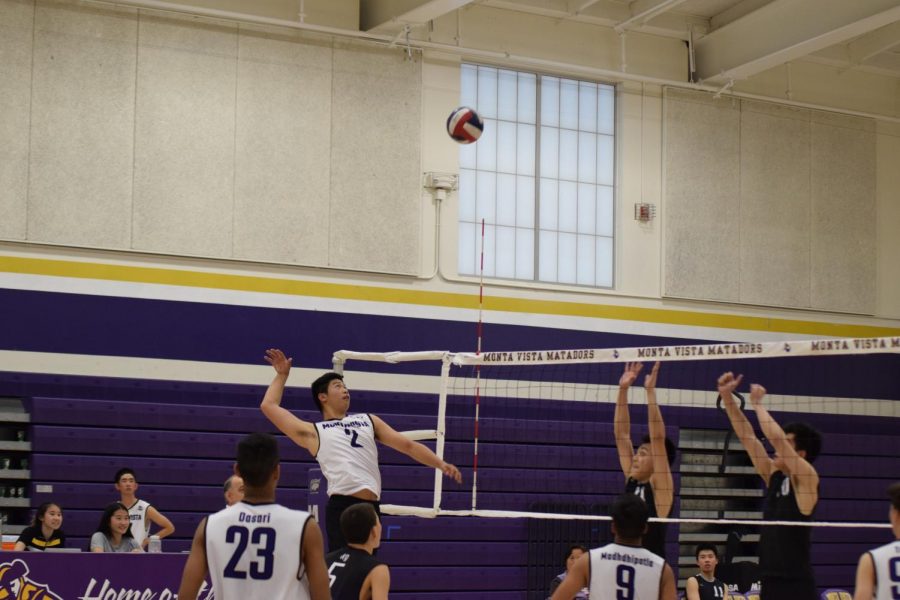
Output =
[{"x1": 0, "y1": 559, "x2": 62, "y2": 600}]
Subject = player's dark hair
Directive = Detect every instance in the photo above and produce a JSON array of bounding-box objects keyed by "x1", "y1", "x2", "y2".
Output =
[
  {"x1": 564, "y1": 544, "x2": 588, "y2": 563},
  {"x1": 114, "y1": 467, "x2": 136, "y2": 484},
  {"x1": 640, "y1": 434, "x2": 677, "y2": 466},
  {"x1": 340, "y1": 502, "x2": 379, "y2": 545},
  {"x1": 694, "y1": 543, "x2": 718, "y2": 559},
  {"x1": 95, "y1": 502, "x2": 133, "y2": 540},
  {"x1": 888, "y1": 481, "x2": 900, "y2": 511},
  {"x1": 311, "y1": 372, "x2": 344, "y2": 413},
  {"x1": 610, "y1": 494, "x2": 649, "y2": 540},
  {"x1": 782, "y1": 422, "x2": 822, "y2": 463},
  {"x1": 236, "y1": 433, "x2": 279, "y2": 488},
  {"x1": 32, "y1": 502, "x2": 63, "y2": 527}
]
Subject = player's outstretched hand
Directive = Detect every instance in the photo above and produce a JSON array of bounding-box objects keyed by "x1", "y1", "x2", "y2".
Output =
[
  {"x1": 717, "y1": 371, "x2": 743, "y2": 396},
  {"x1": 749, "y1": 383, "x2": 766, "y2": 405},
  {"x1": 265, "y1": 348, "x2": 292, "y2": 376},
  {"x1": 618, "y1": 362, "x2": 643, "y2": 389},
  {"x1": 643, "y1": 361, "x2": 661, "y2": 391},
  {"x1": 441, "y1": 462, "x2": 462, "y2": 484}
]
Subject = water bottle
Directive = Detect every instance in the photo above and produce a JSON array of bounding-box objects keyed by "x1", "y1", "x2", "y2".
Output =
[{"x1": 148, "y1": 535, "x2": 161, "y2": 553}]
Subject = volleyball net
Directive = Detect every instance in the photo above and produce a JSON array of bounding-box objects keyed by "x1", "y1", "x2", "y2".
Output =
[{"x1": 332, "y1": 336, "x2": 899, "y2": 528}]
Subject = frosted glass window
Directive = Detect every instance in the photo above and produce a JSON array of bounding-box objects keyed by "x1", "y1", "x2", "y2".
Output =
[
  {"x1": 496, "y1": 226, "x2": 516, "y2": 278},
  {"x1": 497, "y1": 121, "x2": 517, "y2": 174},
  {"x1": 540, "y1": 127, "x2": 559, "y2": 179},
  {"x1": 518, "y1": 74, "x2": 536, "y2": 124},
  {"x1": 516, "y1": 228, "x2": 534, "y2": 279},
  {"x1": 559, "y1": 79, "x2": 579, "y2": 130},
  {"x1": 558, "y1": 232, "x2": 577, "y2": 284},
  {"x1": 477, "y1": 67, "x2": 498, "y2": 119},
  {"x1": 540, "y1": 230, "x2": 558, "y2": 281},
  {"x1": 459, "y1": 169, "x2": 476, "y2": 222},
  {"x1": 579, "y1": 83, "x2": 598, "y2": 133},
  {"x1": 517, "y1": 124, "x2": 535, "y2": 176},
  {"x1": 559, "y1": 129, "x2": 578, "y2": 182},
  {"x1": 496, "y1": 174, "x2": 516, "y2": 227},
  {"x1": 497, "y1": 70, "x2": 518, "y2": 121},
  {"x1": 458, "y1": 64, "x2": 615, "y2": 288},
  {"x1": 540, "y1": 179, "x2": 558, "y2": 230},
  {"x1": 559, "y1": 181, "x2": 577, "y2": 233},
  {"x1": 516, "y1": 176, "x2": 535, "y2": 228},
  {"x1": 476, "y1": 123, "x2": 497, "y2": 171},
  {"x1": 541, "y1": 77, "x2": 560, "y2": 127},
  {"x1": 577, "y1": 235, "x2": 595, "y2": 285}
]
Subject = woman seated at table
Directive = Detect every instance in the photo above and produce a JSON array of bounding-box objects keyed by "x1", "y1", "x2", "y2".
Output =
[
  {"x1": 90, "y1": 502, "x2": 142, "y2": 553},
  {"x1": 14, "y1": 502, "x2": 65, "y2": 551}
]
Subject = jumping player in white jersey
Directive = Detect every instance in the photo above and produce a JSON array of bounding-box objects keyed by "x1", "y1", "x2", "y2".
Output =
[
  {"x1": 853, "y1": 481, "x2": 900, "y2": 600},
  {"x1": 177, "y1": 432, "x2": 330, "y2": 600},
  {"x1": 260, "y1": 348, "x2": 462, "y2": 551},
  {"x1": 550, "y1": 494, "x2": 676, "y2": 600}
]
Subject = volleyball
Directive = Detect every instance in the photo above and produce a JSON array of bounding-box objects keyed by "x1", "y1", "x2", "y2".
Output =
[{"x1": 446, "y1": 106, "x2": 484, "y2": 144}]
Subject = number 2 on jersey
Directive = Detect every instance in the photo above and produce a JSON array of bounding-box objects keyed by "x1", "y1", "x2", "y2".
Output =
[
  {"x1": 223, "y1": 525, "x2": 276, "y2": 580},
  {"x1": 616, "y1": 564, "x2": 635, "y2": 600},
  {"x1": 344, "y1": 427, "x2": 363, "y2": 448}
]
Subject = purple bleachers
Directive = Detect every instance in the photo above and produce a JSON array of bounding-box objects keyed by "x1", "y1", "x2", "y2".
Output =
[{"x1": 20, "y1": 387, "x2": 898, "y2": 596}]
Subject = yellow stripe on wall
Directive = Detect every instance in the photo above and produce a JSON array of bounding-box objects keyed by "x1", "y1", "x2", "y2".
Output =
[{"x1": 2, "y1": 255, "x2": 898, "y2": 338}]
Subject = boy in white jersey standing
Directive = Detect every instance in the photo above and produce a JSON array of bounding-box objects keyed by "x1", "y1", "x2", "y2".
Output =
[
  {"x1": 550, "y1": 494, "x2": 677, "y2": 600},
  {"x1": 260, "y1": 348, "x2": 462, "y2": 551},
  {"x1": 113, "y1": 467, "x2": 175, "y2": 549},
  {"x1": 853, "y1": 481, "x2": 900, "y2": 600},
  {"x1": 178, "y1": 432, "x2": 330, "y2": 600}
]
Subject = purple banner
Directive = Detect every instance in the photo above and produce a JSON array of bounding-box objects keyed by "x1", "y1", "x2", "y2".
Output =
[{"x1": 0, "y1": 552, "x2": 212, "y2": 600}]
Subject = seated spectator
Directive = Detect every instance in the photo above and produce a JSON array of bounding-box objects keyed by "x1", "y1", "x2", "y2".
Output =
[
  {"x1": 548, "y1": 545, "x2": 590, "y2": 599},
  {"x1": 223, "y1": 475, "x2": 244, "y2": 507},
  {"x1": 90, "y1": 502, "x2": 142, "y2": 553},
  {"x1": 14, "y1": 502, "x2": 65, "y2": 551}
]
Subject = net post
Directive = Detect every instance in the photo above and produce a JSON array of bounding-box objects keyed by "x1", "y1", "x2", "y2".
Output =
[
  {"x1": 332, "y1": 354, "x2": 345, "y2": 375},
  {"x1": 432, "y1": 353, "x2": 451, "y2": 512}
]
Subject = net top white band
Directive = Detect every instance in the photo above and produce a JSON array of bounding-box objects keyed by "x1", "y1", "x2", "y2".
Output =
[{"x1": 333, "y1": 336, "x2": 899, "y2": 367}]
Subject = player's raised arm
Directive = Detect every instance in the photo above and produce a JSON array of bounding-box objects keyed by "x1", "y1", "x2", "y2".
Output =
[
  {"x1": 717, "y1": 372, "x2": 774, "y2": 485},
  {"x1": 615, "y1": 362, "x2": 643, "y2": 478},
  {"x1": 301, "y1": 517, "x2": 331, "y2": 600},
  {"x1": 370, "y1": 414, "x2": 462, "y2": 483},
  {"x1": 645, "y1": 362, "x2": 673, "y2": 518},
  {"x1": 259, "y1": 349, "x2": 318, "y2": 454},
  {"x1": 177, "y1": 518, "x2": 209, "y2": 600},
  {"x1": 748, "y1": 384, "x2": 819, "y2": 514}
]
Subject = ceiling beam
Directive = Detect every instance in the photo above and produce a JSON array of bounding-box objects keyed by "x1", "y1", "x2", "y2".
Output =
[
  {"x1": 614, "y1": 0, "x2": 691, "y2": 33},
  {"x1": 847, "y1": 20, "x2": 900, "y2": 65},
  {"x1": 694, "y1": 0, "x2": 900, "y2": 82},
  {"x1": 360, "y1": 0, "x2": 475, "y2": 33}
]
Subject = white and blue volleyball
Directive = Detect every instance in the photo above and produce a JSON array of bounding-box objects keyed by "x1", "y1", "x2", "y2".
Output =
[{"x1": 446, "y1": 106, "x2": 484, "y2": 144}]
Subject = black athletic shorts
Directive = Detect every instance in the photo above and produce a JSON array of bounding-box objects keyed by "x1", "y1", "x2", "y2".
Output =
[{"x1": 325, "y1": 494, "x2": 381, "y2": 553}]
